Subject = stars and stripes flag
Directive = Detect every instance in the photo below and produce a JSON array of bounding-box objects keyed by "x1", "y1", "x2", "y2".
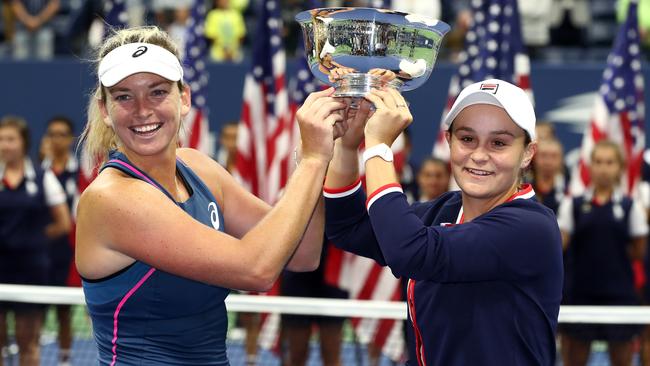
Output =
[
  {"x1": 433, "y1": 0, "x2": 531, "y2": 161},
  {"x1": 288, "y1": 0, "x2": 406, "y2": 360},
  {"x1": 179, "y1": 0, "x2": 212, "y2": 155},
  {"x1": 249, "y1": 0, "x2": 326, "y2": 352},
  {"x1": 234, "y1": 0, "x2": 292, "y2": 204},
  {"x1": 234, "y1": 0, "x2": 291, "y2": 351},
  {"x1": 304, "y1": 0, "x2": 404, "y2": 359},
  {"x1": 303, "y1": 1, "x2": 404, "y2": 360},
  {"x1": 569, "y1": 0, "x2": 645, "y2": 196},
  {"x1": 325, "y1": 248, "x2": 405, "y2": 361},
  {"x1": 286, "y1": 0, "x2": 323, "y2": 174}
]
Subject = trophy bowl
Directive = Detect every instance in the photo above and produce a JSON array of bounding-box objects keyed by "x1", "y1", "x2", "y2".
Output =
[{"x1": 295, "y1": 7, "x2": 450, "y2": 97}]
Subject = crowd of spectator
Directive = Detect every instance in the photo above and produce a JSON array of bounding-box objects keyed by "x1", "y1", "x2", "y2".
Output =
[{"x1": 0, "y1": 0, "x2": 648, "y2": 63}]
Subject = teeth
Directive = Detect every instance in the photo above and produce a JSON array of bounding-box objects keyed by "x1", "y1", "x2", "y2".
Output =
[
  {"x1": 133, "y1": 124, "x2": 161, "y2": 133},
  {"x1": 467, "y1": 168, "x2": 490, "y2": 176}
]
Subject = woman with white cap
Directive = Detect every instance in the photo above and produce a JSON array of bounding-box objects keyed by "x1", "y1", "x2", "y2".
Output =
[
  {"x1": 76, "y1": 26, "x2": 347, "y2": 365},
  {"x1": 324, "y1": 79, "x2": 563, "y2": 365}
]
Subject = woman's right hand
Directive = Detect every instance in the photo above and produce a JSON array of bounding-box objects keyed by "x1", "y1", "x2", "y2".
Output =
[
  {"x1": 295, "y1": 88, "x2": 347, "y2": 163},
  {"x1": 338, "y1": 97, "x2": 373, "y2": 151}
]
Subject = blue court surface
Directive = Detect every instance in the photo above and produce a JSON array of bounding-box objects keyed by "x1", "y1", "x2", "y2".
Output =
[{"x1": 0, "y1": 338, "x2": 639, "y2": 366}]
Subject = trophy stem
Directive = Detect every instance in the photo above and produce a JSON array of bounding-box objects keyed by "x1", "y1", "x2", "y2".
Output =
[{"x1": 332, "y1": 73, "x2": 404, "y2": 98}]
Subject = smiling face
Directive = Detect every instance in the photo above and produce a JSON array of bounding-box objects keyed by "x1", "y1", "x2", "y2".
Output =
[
  {"x1": 99, "y1": 72, "x2": 190, "y2": 158},
  {"x1": 446, "y1": 104, "x2": 535, "y2": 204}
]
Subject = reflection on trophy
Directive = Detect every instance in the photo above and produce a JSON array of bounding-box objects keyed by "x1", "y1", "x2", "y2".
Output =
[{"x1": 295, "y1": 7, "x2": 450, "y2": 97}]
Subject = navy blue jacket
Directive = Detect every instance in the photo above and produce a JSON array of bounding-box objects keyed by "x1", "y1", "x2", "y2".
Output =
[{"x1": 325, "y1": 183, "x2": 563, "y2": 366}]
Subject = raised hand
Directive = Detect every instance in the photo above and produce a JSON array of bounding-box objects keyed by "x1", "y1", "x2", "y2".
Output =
[
  {"x1": 338, "y1": 97, "x2": 372, "y2": 151},
  {"x1": 295, "y1": 88, "x2": 348, "y2": 163},
  {"x1": 363, "y1": 88, "x2": 413, "y2": 147}
]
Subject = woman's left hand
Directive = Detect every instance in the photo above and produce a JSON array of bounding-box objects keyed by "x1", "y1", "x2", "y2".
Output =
[{"x1": 363, "y1": 88, "x2": 413, "y2": 146}]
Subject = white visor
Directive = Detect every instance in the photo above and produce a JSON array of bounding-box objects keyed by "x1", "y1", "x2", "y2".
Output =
[
  {"x1": 98, "y1": 42, "x2": 184, "y2": 87},
  {"x1": 441, "y1": 79, "x2": 536, "y2": 141}
]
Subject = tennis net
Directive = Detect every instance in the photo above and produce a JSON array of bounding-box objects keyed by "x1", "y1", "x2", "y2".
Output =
[{"x1": 0, "y1": 284, "x2": 648, "y2": 365}]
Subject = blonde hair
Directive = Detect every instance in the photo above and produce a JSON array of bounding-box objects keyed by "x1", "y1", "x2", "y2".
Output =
[{"x1": 78, "y1": 26, "x2": 185, "y2": 171}]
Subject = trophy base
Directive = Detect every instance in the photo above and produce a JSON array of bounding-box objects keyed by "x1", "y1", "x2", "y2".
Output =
[{"x1": 332, "y1": 73, "x2": 404, "y2": 98}]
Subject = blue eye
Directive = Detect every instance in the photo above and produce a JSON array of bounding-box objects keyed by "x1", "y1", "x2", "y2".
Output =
[{"x1": 114, "y1": 94, "x2": 131, "y2": 101}]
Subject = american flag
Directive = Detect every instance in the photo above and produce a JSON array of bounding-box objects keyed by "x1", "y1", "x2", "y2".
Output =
[
  {"x1": 234, "y1": 0, "x2": 291, "y2": 351},
  {"x1": 303, "y1": 1, "x2": 404, "y2": 359},
  {"x1": 179, "y1": 0, "x2": 212, "y2": 155},
  {"x1": 569, "y1": 0, "x2": 645, "y2": 196},
  {"x1": 312, "y1": 0, "x2": 405, "y2": 360},
  {"x1": 433, "y1": 0, "x2": 531, "y2": 161},
  {"x1": 234, "y1": 0, "x2": 292, "y2": 204},
  {"x1": 325, "y1": 248, "x2": 405, "y2": 361},
  {"x1": 287, "y1": 0, "x2": 323, "y2": 169},
  {"x1": 288, "y1": 50, "x2": 321, "y2": 109}
]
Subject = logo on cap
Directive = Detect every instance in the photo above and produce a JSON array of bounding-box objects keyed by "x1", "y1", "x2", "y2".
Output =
[
  {"x1": 479, "y1": 83, "x2": 499, "y2": 94},
  {"x1": 132, "y1": 46, "x2": 148, "y2": 58}
]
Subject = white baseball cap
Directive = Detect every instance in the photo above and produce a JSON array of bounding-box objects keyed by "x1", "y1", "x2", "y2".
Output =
[
  {"x1": 441, "y1": 79, "x2": 536, "y2": 140},
  {"x1": 98, "y1": 42, "x2": 184, "y2": 87}
]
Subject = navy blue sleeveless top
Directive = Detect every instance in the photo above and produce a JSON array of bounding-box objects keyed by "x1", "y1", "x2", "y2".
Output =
[
  {"x1": 0, "y1": 159, "x2": 51, "y2": 252},
  {"x1": 82, "y1": 151, "x2": 231, "y2": 365},
  {"x1": 0, "y1": 159, "x2": 52, "y2": 285},
  {"x1": 567, "y1": 194, "x2": 636, "y2": 302}
]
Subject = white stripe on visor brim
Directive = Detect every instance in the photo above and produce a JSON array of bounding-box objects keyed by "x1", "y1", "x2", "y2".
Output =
[{"x1": 98, "y1": 42, "x2": 184, "y2": 87}]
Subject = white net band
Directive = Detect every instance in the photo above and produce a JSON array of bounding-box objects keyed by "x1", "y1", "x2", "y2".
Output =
[{"x1": 0, "y1": 284, "x2": 647, "y2": 324}]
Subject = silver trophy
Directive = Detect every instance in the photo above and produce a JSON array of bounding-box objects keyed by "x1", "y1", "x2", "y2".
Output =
[{"x1": 295, "y1": 7, "x2": 450, "y2": 97}]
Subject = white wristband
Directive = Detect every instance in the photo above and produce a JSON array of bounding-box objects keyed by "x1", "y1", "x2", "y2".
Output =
[{"x1": 362, "y1": 143, "x2": 393, "y2": 165}]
